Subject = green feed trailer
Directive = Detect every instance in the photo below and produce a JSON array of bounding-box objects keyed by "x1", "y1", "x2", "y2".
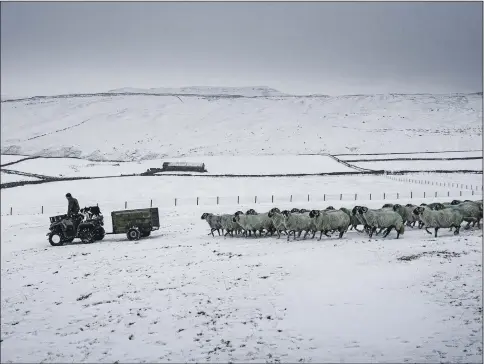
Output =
[{"x1": 109, "y1": 207, "x2": 160, "y2": 241}]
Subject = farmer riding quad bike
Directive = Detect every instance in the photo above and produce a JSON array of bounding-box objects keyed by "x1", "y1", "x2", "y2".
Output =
[{"x1": 47, "y1": 206, "x2": 105, "y2": 246}]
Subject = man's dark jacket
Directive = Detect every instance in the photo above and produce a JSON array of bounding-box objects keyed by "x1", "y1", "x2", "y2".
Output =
[{"x1": 67, "y1": 197, "x2": 80, "y2": 215}]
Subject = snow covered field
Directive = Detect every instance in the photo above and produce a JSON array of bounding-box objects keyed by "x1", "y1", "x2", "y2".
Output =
[
  {"x1": 0, "y1": 172, "x2": 41, "y2": 184},
  {"x1": 337, "y1": 151, "x2": 483, "y2": 161},
  {"x1": 1, "y1": 155, "x2": 357, "y2": 179},
  {"x1": 0, "y1": 155, "x2": 28, "y2": 165},
  {"x1": 350, "y1": 159, "x2": 483, "y2": 172},
  {"x1": 1, "y1": 91, "x2": 482, "y2": 160},
  {"x1": 395, "y1": 173, "x2": 483, "y2": 190},
  {"x1": 1, "y1": 199, "x2": 482, "y2": 363},
  {"x1": 2, "y1": 174, "x2": 481, "y2": 217}
]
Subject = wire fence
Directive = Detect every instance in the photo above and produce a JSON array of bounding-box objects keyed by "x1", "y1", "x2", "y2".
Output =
[
  {"x1": 386, "y1": 174, "x2": 483, "y2": 191},
  {"x1": 2, "y1": 189, "x2": 482, "y2": 217}
]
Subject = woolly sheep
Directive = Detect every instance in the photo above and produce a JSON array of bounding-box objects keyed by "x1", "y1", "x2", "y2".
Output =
[
  {"x1": 413, "y1": 206, "x2": 463, "y2": 237},
  {"x1": 356, "y1": 207, "x2": 405, "y2": 239},
  {"x1": 220, "y1": 214, "x2": 242, "y2": 237},
  {"x1": 340, "y1": 207, "x2": 365, "y2": 233},
  {"x1": 392, "y1": 204, "x2": 419, "y2": 227},
  {"x1": 445, "y1": 201, "x2": 482, "y2": 229},
  {"x1": 268, "y1": 208, "x2": 288, "y2": 238},
  {"x1": 309, "y1": 209, "x2": 350, "y2": 240},
  {"x1": 201, "y1": 213, "x2": 223, "y2": 237},
  {"x1": 233, "y1": 212, "x2": 274, "y2": 238},
  {"x1": 281, "y1": 210, "x2": 313, "y2": 241}
]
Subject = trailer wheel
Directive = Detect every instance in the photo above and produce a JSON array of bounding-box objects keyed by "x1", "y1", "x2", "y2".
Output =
[
  {"x1": 48, "y1": 232, "x2": 65, "y2": 246},
  {"x1": 127, "y1": 228, "x2": 140, "y2": 241},
  {"x1": 140, "y1": 230, "x2": 151, "y2": 238}
]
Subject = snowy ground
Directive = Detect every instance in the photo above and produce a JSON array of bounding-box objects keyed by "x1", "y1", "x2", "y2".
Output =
[
  {"x1": 0, "y1": 155, "x2": 28, "y2": 165},
  {"x1": 1, "y1": 91, "x2": 482, "y2": 160},
  {"x1": 0, "y1": 172, "x2": 41, "y2": 184},
  {"x1": 350, "y1": 159, "x2": 482, "y2": 172},
  {"x1": 1, "y1": 198, "x2": 482, "y2": 363},
  {"x1": 336, "y1": 151, "x2": 483, "y2": 160},
  {"x1": 394, "y1": 173, "x2": 483, "y2": 190},
  {"x1": 2, "y1": 174, "x2": 480, "y2": 217},
  {"x1": 1, "y1": 155, "x2": 357, "y2": 179}
]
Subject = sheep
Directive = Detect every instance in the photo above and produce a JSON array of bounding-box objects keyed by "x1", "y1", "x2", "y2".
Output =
[
  {"x1": 382, "y1": 203, "x2": 394, "y2": 209},
  {"x1": 413, "y1": 206, "x2": 463, "y2": 237},
  {"x1": 220, "y1": 214, "x2": 242, "y2": 237},
  {"x1": 290, "y1": 208, "x2": 301, "y2": 213},
  {"x1": 309, "y1": 209, "x2": 350, "y2": 240},
  {"x1": 246, "y1": 209, "x2": 258, "y2": 215},
  {"x1": 281, "y1": 210, "x2": 313, "y2": 241},
  {"x1": 402, "y1": 203, "x2": 421, "y2": 228},
  {"x1": 233, "y1": 212, "x2": 274, "y2": 238},
  {"x1": 356, "y1": 206, "x2": 405, "y2": 239},
  {"x1": 340, "y1": 207, "x2": 365, "y2": 233},
  {"x1": 201, "y1": 213, "x2": 223, "y2": 237},
  {"x1": 392, "y1": 204, "x2": 419, "y2": 227},
  {"x1": 444, "y1": 201, "x2": 482, "y2": 229},
  {"x1": 268, "y1": 208, "x2": 288, "y2": 238}
]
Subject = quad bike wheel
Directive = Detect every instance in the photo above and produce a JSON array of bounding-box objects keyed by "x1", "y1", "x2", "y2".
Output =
[
  {"x1": 48, "y1": 232, "x2": 65, "y2": 246},
  {"x1": 127, "y1": 228, "x2": 141, "y2": 241},
  {"x1": 78, "y1": 228, "x2": 95, "y2": 244},
  {"x1": 92, "y1": 226, "x2": 106, "y2": 241},
  {"x1": 140, "y1": 230, "x2": 151, "y2": 238}
]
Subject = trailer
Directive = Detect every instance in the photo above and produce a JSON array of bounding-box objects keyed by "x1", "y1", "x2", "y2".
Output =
[{"x1": 108, "y1": 207, "x2": 160, "y2": 241}]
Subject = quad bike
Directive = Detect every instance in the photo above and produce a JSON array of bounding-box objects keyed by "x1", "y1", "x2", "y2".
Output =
[{"x1": 47, "y1": 206, "x2": 105, "y2": 246}]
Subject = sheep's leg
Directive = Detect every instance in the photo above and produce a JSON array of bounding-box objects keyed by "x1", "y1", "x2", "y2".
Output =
[
  {"x1": 434, "y1": 227, "x2": 439, "y2": 238},
  {"x1": 318, "y1": 231, "x2": 324, "y2": 241},
  {"x1": 297, "y1": 231, "x2": 303, "y2": 238},
  {"x1": 311, "y1": 231, "x2": 316, "y2": 239},
  {"x1": 383, "y1": 226, "x2": 393, "y2": 238},
  {"x1": 338, "y1": 228, "x2": 345, "y2": 239},
  {"x1": 354, "y1": 226, "x2": 364, "y2": 233},
  {"x1": 424, "y1": 227, "x2": 432, "y2": 235},
  {"x1": 217, "y1": 229, "x2": 221, "y2": 236},
  {"x1": 419, "y1": 221, "x2": 424, "y2": 229},
  {"x1": 453, "y1": 225, "x2": 460, "y2": 235},
  {"x1": 324, "y1": 230, "x2": 332, "y2": 238},
  {"x1": 369, "y1": 227, "x2": 377, "y2": 238}
]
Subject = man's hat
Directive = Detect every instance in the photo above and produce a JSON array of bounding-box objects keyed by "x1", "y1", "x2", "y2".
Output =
[{"x1": 66, "y1": 193, "x2": 72, "y2": 198}]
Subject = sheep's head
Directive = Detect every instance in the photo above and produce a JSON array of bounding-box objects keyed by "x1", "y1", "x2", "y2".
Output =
[
  {"x1": 233, "y1": 214, "x2": 241, "y2": 223},
  {"x1": 357, "y1": 206, "x2": 368, "y2": 214},
  {"x1": 201, "y1": 213, "x2": 210, "y2": 220},
  {"x1": 299, "y1": 208, "x2": 309, "y2": 213},
  {"x1": 392, "y1": 204, "x2": 402, "y2": 211},
  {"x1": 420, "y1": 203, "x2": 427, "y2": 206},
  {"x1": 246, "y1": 209, "x2": 257, "y2": 215},
  {"x1": 281, "y1": 210, "x2": 291, "y2": 217},
  {"x1": 234, "y1": 210, "x2": 244, "y2": 216},
  {"x1": 405, "y1": 203, "x2": 415, "y2": 207},
  {"x1": 325, "y1": 206, "x2": 335, "y2": 210},
  {"x1": 352, "y1": 206, "x2": 361, "y2": 215},
  {"x1": 309, "y1": 210, "x2": 320, "y2": 218},
  {"x1": 430, "y1": 203, "x2": 445, "y2": 210},
  {"x1": 291, "y1": 208, "x2": 300, "y2": 213},
  {"x1": 451, "y1": 200, "x2": 461, "y2": 205},
  {"x1": 413, "y1": 206, "x2": 425, "y2": 215},
  {"x1": 382, "y1": 203, "x2": 393, "y2": 208},
  {"x1": 269, "y1": 207, "x2": 280, "y2": 214}
]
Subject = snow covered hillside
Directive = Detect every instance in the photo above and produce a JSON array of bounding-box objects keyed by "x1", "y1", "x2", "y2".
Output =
[{"x1": 1, "y1": 90, "x2": 482, "y2": 161}]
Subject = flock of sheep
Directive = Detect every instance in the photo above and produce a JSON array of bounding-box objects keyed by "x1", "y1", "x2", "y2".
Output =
[{"x1": 201, "y1": 199, "x2": 483, "y2": 241}]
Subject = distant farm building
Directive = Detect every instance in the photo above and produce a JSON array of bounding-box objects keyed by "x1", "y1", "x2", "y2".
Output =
[{"x1": 161, "y1": 162, "x2": 207, "y2": 172}]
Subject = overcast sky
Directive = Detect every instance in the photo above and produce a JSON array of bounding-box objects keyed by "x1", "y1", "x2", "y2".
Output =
[{"x1": 1, "y1": 2, "x2": 482, "y2": 97}]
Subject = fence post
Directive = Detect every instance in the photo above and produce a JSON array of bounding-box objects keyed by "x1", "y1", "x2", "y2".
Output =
[
  {"x1": 324, "y1": 194, "x2": 326, "y2": 201},
  {"x1": 424, "y1": 192, "x2": 426, "y2": 198},
  {"x1": 290, "y1": 195, "x2": 292, "y2": 202},
  {"x1": 150, "y1": 199, "x2": 153, "y2": 207},
  {"x1": 340, "y1": 194, "x2": 342, "y2": 200},
  {"x1": 355, "y1": 193, "x2": 357, "y2": 200},
  {"x1": 369, "y1": 193, "x2": 371, "y2": 200},
  {"x1": 272, "y1": 195, "x2": 274, "y2": 203},
  {"x1": 255, "y1": 196, "x2": 257, "y2": 204},
  {"x1": 435, "y1": 191, "x2": 437, "y2": 198},
  {"x1": 383, "y1": 192, "x2": 386, "y2": 200},
  {"x1": 308, "y1": 194, "x2": 310, "y2": 202},
  {"x1": 125, "y1": 201, "x2": 127, "y2": 209},
  {"x1": 217, "y1": 196, "x2": 219, "y2": 205},
  {"x1": 238, "y1": 196, "x2": 239, "y2": 204},
  {"x1": 197, "y1": 197, "x2": 199, "y2": 206},
  {"x1": 397, "y1": 193, "x2": 399, "y2": 199},
  {"x1": 460, "y1": 191, "x2": 462, "y2": 196},
  {"x1": 472, "y1": 190, "x2": 474, "y2": 196},
  {"x1": 448, "y1": 191, "x2": 450, "y2": 197},
  {"x1": 42, "y1": 206, "x2": 43, "y2": 214},
  {"x1": 175, "y1": 198, "x2": 177, "y2": 206},
  {"x1": 411, "y1": 191, "x2": 412, "y2": 199},
  {"x1": 10, "y1": 207, "x2": 12, "y2": 215}
]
